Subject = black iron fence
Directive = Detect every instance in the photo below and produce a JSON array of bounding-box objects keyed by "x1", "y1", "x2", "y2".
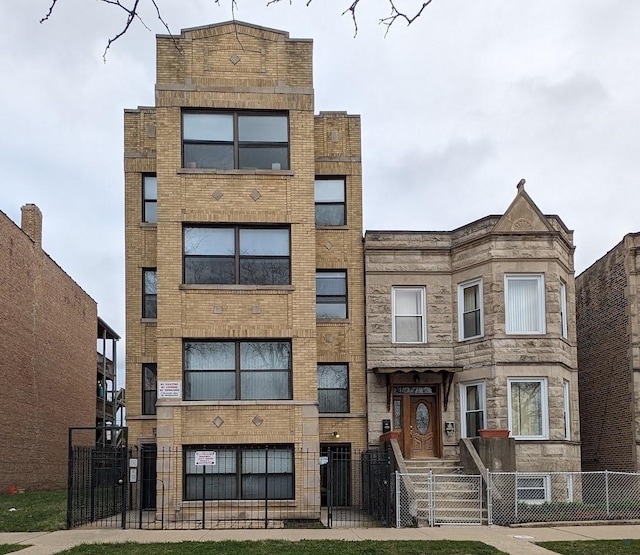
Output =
[
  {"x1": 67, "y1": 440, "x2": 392, "y2": 530},
  {"x1": 67, "y1": 427, "x2": 128, "y2": 529}
]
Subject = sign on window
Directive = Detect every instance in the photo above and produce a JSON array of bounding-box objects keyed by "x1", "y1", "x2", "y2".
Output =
[{"x1": 195, "y1": 451, "x2": 217, "y2": 466}]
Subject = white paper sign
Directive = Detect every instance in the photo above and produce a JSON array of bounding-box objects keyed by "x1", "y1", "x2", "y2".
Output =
[
  {"x1": 158, "y1": 381, "x2": 182, "y2": 398},
  {"x1": 195, "y1": 451, "x2": 217, "y2": 466}
]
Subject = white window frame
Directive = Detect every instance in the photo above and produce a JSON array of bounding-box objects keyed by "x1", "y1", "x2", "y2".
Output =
[
  {"x1": 507, "y1": 377, "x2": 549, "y2": 440},
  {"x1": 563, "y1": 379, "x2": 571, "y2": 441},
  {"x1": 458, "y1": 279, "x2": 484, "y2": 341},
  {"x1": 516, "y1": 474, "x2": 550, "y2": 504},
  {"x1": 560, "y1": 281, "x2": 568, "y2": 339},
  {"x1": 460, "y1": 381, "x2": 487, "y2": 438},
  {"x1": 504, "y1": 274, "x2": 546, "y2": 335},
  {"x1": 391, "y1": 287, "x2": 426, "y2": 344}
]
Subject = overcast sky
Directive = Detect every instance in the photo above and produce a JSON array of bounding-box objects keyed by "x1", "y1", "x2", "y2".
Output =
[{"x1": 1, "y1": 0, "x2": 639, "y2": 381}]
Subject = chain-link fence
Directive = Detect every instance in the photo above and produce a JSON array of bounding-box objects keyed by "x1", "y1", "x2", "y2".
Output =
[
  {"x1": 488, "y1": 471, "x2": 640, "y2": 525},
  {"x1": 395, "y1": 472, "x2": 483, "y2": 527}
]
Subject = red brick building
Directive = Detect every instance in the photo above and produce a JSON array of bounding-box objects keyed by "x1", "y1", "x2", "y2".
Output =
[{"x1": 0, "y1": 204, "x2": 97, "y2": 490}]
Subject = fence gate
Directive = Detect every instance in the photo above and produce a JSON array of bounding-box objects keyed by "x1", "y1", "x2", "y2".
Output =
[
  {"x1": 360, "y1": 448, "x2": 392, "y2": 526},
  {"x1": 67, "y1": 426, "x2": 128, "y2": 529}
]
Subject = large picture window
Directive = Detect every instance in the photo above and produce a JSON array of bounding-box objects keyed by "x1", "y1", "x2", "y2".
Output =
[
  {"x1": 184, "y1": 340, "x2": 291, "y2": 401},
  {"x1": 318, "y1": 364, "x2": 349, "y2": 413},
  {"x1": 392, "y1": 287, "x2": 426, "y2": 343},
  {"x1": 142, "y1": 363, "x2": 157, "y2": 415},
  {"x1": 505, "y1": 274, "x2": 546, "y2": 334},
  {"x1": 184, "y1": 226, "x2": 290, "y2": 286},
  {"x1": 184, "y1": 446, "x2": 294, "y2": 500},
  {"x1": 316, "y1": 271, "x2": 347, "y2": 319},
  {"x1": 458, "y1": 279, "x2": 483, "y2": 340},
  {"x1": 182, "y1": 111, "x2": 289, "y2": 170},
  {"x1": 508, "y1": 378, "x2": 549, "y2": 439},
  {"x1": 460, "y1": 381, "x2": 486, "y2": 438},
  {"x1": 315, "y1": 178, "x2": 345, "y2": 226},
  {"x1": 143, "y1": 269, "x2": 157, "y2": 318}
]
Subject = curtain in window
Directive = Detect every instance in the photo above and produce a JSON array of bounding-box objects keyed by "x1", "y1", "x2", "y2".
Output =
[
  {"x1": 511, "y1": 381, "x2": 542, "y2": 436},
  {"x1": 394, "y1": 289, "x2": 423, "y2": 342},
  {"x1": 506, "y1": 278, "x2": 540, "y2": 333}
]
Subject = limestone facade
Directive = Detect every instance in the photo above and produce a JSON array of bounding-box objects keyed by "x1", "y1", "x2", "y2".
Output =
[
  {"x1": 365, "y1": 184, "x2": 581, "y2": 472},
  {"x1": 124, "y1": 22, "x2": 365, "y2": 517}
]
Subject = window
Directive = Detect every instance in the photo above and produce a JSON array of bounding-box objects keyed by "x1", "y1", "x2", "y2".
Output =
[
  {"x1": 460, "y1": 381, "x2": 486, "y2": 438},
  {"x1": 184, "y1": 446, "x2": 293, "y2": 500},
  {"x1": 142, "y1": 364, "x2": 157, "y2": 415},
  {"x1": 316, "y1": 271, "x2": 347, "y2": 319},
  {"x1": 182, "y1": 111, "x2": 289, "y2": 170},
  {"x1": 560, "y1": 281, "x2": 568, "y2": 339},
  {"x1": 318, "y1": 364, "x2": 349, "y2": 413},
  {"x1": 508, "y1": 378, "x2": 549, "y2": 439},
  {"x1": 184, "y1": 340, "x2": 291, "y2": 401},
  {"x1": 143, "y1": 269, "x2": 157, "y2": 318},
  {"x1": 184, "y1": 226, "x2": 290, "y2": 286},
  {"x1": 315, "y1": 178, "x2": 345, "y2": 226},
  {"x1": 505, "y1": 274, "x2": 546, "y2": 334},
  {"x1": 458, "y1": 279, "x2": 483, "y2": 340},
  {"x1": 563, "y1": 379, "x2": 571, "y2": 440},
  {"x1": 517, "y1": 474, "x2": 550, "y2": 504},
  {"x1": 392, "y1": 287, "x2": 426, "y2": 343},
  {"x1": 142, "y1": 174, "x2": 157, "y2": 223}
]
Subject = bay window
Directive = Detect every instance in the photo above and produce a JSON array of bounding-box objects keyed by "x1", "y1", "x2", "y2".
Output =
[
  {"x1": 508, "y1": 378, "x2": 549, "y2": 439},
  {"x1": 458, "y1": 279, "x2": 483, "y2": 340},
  {"x1": 505, "y1": 274, "x2": 545, "y2": 334}
]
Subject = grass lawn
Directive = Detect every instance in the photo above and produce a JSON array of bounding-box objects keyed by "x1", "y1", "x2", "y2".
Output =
[
  {"x1": 0, "y1": 490, "x2": 66, "y2": 532},
  {"x1": 538, "y1": 540, "x2": 640, "y2": 554},
  {"x1": 0, "y1": 546, "x2": 29, "y2": 554},
  {"x1": 53, "y1": 540, "x2": 506, "y2": 555}
]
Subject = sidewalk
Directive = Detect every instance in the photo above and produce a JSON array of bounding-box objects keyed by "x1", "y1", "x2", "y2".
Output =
[{"x1": 3, "y1": 524, "x2": 640, "y2": 555}]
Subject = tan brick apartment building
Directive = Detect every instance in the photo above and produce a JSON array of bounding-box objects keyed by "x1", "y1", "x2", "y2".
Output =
[
  {"x1": 0, "y1": 205, "x2": 97, "y2": 490},
  {"x1": 365, "y1": 184, "x2": 582, "y2": 479},
  {"x1": 576, "y1": 234, "x2": 640, "y2": 471},
  {"x1": 124, "y1": 22, "x2": 365, "y2": 519}
]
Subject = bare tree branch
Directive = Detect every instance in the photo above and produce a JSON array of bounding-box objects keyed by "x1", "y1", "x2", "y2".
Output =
[
  {"x1": 380, "y1": 0, "x2": 435, "y2": 36},
  {"x1": 40, "y1": 0, "x2": 436, "y2": 61},
  {"x1": 39, "y1": 0, "x2": 59, "y2": 24},
  {"x1": 343, "y1": 1, "x2": 363, "y2": 37},
  {"x1": 100, "y1": 0, "x2": 143, "y2": 62}
]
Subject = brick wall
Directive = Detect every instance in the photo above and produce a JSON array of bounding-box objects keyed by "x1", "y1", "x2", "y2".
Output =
[
  {"x1": 576, "y1": 240, "x2": 635, "y2": 471},
  {"x1": 0, "y1": 209, "x2": 97, "y2": 490}
]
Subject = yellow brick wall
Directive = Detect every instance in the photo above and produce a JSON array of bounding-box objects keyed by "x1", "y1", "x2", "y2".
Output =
[
  {"x1": 125, "y1": 24, "x2": 371, "y2": 462},
  {"x1": 314, "y1": 113, "x2": 366, "y2": 451}
]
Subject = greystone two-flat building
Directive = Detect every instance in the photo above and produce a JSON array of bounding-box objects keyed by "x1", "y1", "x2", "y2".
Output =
[{"x1": 365, "y1": 183, "x2": 581, "y2": 482}]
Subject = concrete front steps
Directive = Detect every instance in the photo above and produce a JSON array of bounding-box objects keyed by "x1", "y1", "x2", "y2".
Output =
[{"x1": 403, "y1": 459, "x2": 485, "y2": 525}]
